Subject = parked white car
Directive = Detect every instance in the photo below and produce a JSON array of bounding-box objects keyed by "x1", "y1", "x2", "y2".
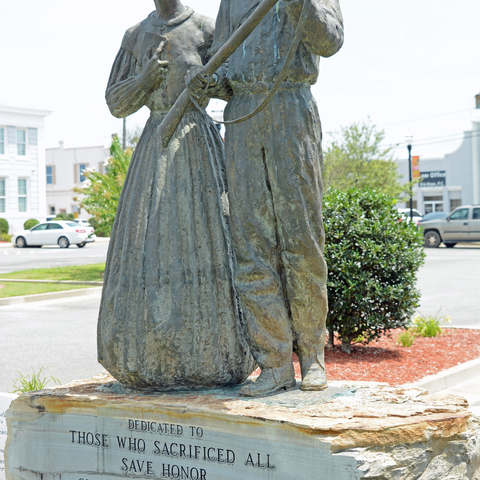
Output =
[
  {"x1": 397, "y1": 208, "x2": 423, "y2": 226},
  {"x1": 72, "y1": 219, "x2": 96, "y2": 241},
  {"x1": 12, "y1": 221, "x2": 96, "y2": 248}
]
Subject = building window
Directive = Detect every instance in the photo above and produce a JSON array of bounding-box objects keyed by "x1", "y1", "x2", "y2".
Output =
[
  {"x1": 17, "y1": 129, "x2": 27, "y2": 156},
  {"x1": 46, "y1": 166, "x2": 53, "y2": 184},
  {"x1": 18, "y1": 179, "x2": 27, "y2": 212},
  {"x1": 424, "y1": 195, "x2": 443, "y2": 214},
  {"x1": 0, "y1": 178, "x2": 5, "y2": 213},
  {"x1": 0, "y1": 128, "x2": 4, "y2": 155},
  {"x1": 450, "y1": 199, "x2": 462, "y2": 211},
  {"x1": 79, "y1": 164, "x2": 87, "y2": 182},
  {"x1": 49, "y1": 206, "x2": 56, "y2": 215}
]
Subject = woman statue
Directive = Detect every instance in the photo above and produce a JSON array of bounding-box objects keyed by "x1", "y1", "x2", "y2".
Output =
[{"x1": 97, "y1": 0, "x2": 255, "y2": 390}]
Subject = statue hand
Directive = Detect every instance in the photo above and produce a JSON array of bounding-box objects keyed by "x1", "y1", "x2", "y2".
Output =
[
  {"x1": 185, "y1": 66, "x2": 217, "y2": 99},
  {"x1": 138, "y1": 38, "x2": 169, "y2": 90}
]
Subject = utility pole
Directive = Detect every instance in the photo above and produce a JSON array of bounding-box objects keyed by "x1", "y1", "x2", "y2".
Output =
[
  {"x1": 406, "y1": 135, "x2": 414, "y2": 220},
  {"x1": 122, "y1": 118, "x2": 127, "y2": 150}
]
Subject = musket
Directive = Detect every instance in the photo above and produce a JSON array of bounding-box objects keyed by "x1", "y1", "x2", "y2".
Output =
[{"x1": 159, "y1": 0, "x2": 280, "y2": 147}]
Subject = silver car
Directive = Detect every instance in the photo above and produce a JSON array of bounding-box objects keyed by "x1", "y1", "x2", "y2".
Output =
[{"x1": 421, "y1": 205, "x2": 480, "y2": 248}]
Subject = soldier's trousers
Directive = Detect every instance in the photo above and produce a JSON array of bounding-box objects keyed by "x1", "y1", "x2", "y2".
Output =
[{"x1": 224, "y1": 85, "x2": 328, "y2": 371}]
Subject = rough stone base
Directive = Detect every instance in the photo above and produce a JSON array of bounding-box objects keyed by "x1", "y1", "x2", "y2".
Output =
[{"x1": 5, "y1": 374, "x2": 480, "y2": 479}]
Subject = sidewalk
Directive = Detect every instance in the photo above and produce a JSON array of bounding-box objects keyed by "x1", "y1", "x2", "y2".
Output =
[{"x1": 439, "y1": 376, "x2": 480, "y2": 416}]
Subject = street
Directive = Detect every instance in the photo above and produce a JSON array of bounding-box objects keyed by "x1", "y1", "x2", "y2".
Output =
[
  {"x1": 0, "y1": 293, "x2": 102, "y2": 393},
  {"x1": 416, "y1": 245, "x2": 480, "y2": 328},
  {"x1": 0, "y1": 244, "x2": 479, "y2": 393},
  {"x1": 0, "y1": 241, "x2": 109, "y2": 274}
]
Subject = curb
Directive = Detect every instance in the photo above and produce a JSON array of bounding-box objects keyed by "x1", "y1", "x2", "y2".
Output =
[
  {"x1": 0, "y1": 287, "x2": 103, "y2": 306},
  {"x1": 406, "y1": 357, "x2": 480, "y2": 394},
  {"x1": 0, "y1": 279, "x2": 103, "y2": 286}
]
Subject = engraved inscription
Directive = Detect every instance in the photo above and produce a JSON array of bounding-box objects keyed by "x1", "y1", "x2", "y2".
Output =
[{"x1": 64, "y1": 418, "x2": 276, "y2": 479}]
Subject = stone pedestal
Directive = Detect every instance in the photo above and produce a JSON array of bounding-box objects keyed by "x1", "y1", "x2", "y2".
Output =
[{"x1": 5, "y1": 374, "x2": 480, "y2": 480}]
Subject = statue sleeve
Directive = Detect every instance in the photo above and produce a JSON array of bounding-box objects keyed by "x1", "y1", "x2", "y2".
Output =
[
  {"x1": 105, "y1": 46, "x2": 150, "y2": 118},
  {"x1": 284, "y1": 0, "x2": 344, "y2": 58}
]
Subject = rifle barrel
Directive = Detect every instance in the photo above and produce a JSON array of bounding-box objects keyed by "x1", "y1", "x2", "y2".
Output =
[{"x1": 159, "y1": 0, "x2": 279, "y2": 147}]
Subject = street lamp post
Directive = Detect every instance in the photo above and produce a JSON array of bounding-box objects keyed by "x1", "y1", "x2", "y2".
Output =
[{"x1": 406, "y1": 135, "x2": 414, "y2": 220}]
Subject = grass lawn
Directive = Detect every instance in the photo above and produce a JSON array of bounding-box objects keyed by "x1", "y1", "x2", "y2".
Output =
[
  {"x1": 0, "y1": 263, "x2": 105, "y2": 282},
  {"x1": 0, "y1": 263, "x2": 105, "y2": 298},
  {"x1": 0, "y1": 282, "x2": 96, "y2": 298}
]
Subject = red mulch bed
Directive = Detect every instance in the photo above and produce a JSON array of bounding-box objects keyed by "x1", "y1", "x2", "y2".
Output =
[{"x1": 253, "y1": 329, "x2": 480, "y2": 385}]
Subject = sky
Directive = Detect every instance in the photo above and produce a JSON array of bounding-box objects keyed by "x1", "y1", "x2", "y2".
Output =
[{"x1": 1, "y1": 0, "x2": 479, "y2": 160}]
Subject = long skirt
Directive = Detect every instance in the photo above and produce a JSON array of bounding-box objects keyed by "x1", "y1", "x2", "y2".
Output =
[{"x1": 97, "y1": 110, "x2": 255, "y2": 390}]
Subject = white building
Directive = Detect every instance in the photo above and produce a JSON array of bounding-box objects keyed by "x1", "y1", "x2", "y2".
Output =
[
  {"x1": 45, "y1": 142, "x2": 110, "y2": 220},
  {"x1": 397, "y1": 121, "x2": 480, "y2": 215},
  {"x1": 0, "y1": 105, "x2": 51, "y2": 233}
]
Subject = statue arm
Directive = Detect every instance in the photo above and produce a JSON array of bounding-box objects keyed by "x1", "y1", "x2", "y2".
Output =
[
  {"x1": 105, "y1": 48, "x2": 150, "y2": 118},
  {"x1": 284, "y1": 0, "x2": 344, "y2": 58}
]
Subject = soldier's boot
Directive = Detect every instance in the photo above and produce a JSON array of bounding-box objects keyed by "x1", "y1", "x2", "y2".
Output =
[{"x1": 239, "y1": 364, "x2": 296, "y2": 397}]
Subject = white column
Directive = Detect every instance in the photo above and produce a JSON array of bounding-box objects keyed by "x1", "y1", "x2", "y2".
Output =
[{"x1": 473, "y1": 121, "x2": 480, "y2": 205}]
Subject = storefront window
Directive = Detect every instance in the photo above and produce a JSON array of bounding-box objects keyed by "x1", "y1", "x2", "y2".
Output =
[{"x1": 424, "y1": 195, "x2": 443, "y2": 214}]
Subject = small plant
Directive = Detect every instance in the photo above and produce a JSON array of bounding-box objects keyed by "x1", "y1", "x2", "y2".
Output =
[
  {"x1": 413, "y1": 314, "x2": 450, "y2": 338},
  {"x1": 24, "y1": 218, "x2": 39, "y2": 230},
  {"x1": 11, "y1": 367, "x2": 61, "y2": 393},
  {"x1": 0, "y1": 232, "x2": 11, "y2": 242},
  {"x1": 396, "y1": 329, "x2": 417, "y2": 347}
]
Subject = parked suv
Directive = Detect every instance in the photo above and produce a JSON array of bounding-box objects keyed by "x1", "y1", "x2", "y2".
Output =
[{"x1": 421, "y1": 205, "x2": 480, "y2": 248}]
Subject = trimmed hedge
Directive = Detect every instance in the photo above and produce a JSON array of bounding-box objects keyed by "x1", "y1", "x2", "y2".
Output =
[
  {"x1": 24, "y1": 218, "x2": 40, "y2": 230},
  {"x1": 0, "y1": 218, "x2": 8, "y2": 234}
]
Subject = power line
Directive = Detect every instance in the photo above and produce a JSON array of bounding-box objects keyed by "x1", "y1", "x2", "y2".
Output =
[
  {"x1": 379, "y1": 109, "x2": 471, "y2": 128},
  {"x1": 387, "y1": 131, "x2": 480, "y2": 151}
]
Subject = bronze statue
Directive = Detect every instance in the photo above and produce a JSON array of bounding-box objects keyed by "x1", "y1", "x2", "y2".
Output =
[
  {"x1": 187, "y1": 0, "x2": 344, "y2": 397},
  {"x1": 98, "y1": 0, "x2": 255, "y2": 390}
]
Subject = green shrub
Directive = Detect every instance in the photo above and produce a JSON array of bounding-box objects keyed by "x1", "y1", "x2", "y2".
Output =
[
  {"x1": 88, "y1": 217, "x2": 111, "y2": 237},
  {"x1": 323, "y1": 188, "x2": 425, "y2": 353},
  {"x1": 0, "y1": 218, "x2": 8, "y2": 234},
  {"x1": 413, "y1": 314, "x2": 449, "y2": 338},
  {"x1": 11, "y1": 366, "x2": 60, "y2": 393},
  {"x1": 24, "y1": 218, "x2": 40, "y2": 230},
  {"x1": 0, "y1": 232, "x2": 12, "y2": 242},
  {"x1": 53, "y1": 213, "x2": 75, "y2": 221},
  {"x1": 396, "y1": 329, "x2": 417, "y2": 347}
]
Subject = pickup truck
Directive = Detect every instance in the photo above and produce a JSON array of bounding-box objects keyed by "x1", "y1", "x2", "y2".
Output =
[{"x1": 421, "y1": 205, "x2": 480, "y2": 248}]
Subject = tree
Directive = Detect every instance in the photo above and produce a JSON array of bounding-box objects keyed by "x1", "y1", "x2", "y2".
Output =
[
  {"x1": 323, "y1": 120, "x2": 412, "y2": 199},
  {"x1": 73, "y1": 136, "x2": 132, "y2": 236},
  {"x1": 323, "y1": 188, "x2": 425, "y2": 354}
]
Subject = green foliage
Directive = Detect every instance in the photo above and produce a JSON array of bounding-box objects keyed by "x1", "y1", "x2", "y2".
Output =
[
  {"x1": 396, "y1": 329, "x2": 417, "y2": 347},
  {"x1": 87, "y1": 216, "x2": 111, "y2": 237},
  {"x1": 413, "y1": 314, "x2": 450, "y2": 338},
  {"x1": 53, "y1": 213, "x2": 75, "y2": 221},
  {"x1": 12, "y1": 366, "x2": 60, "y2": 393},
  {"x1": 0, "y1": 232, "x2": 11, "y2": 242},
  {"x1": 0, "y1": 217, "x2": 8, "y2": 234},
  {"x1": 73, "y1": 136, "x2": 132, "y2": 235},
  {"x1": 323, "y1": 188, "x2": 426, "y2": 354},
  {"x1": 24, "y1": 218, "x2": 40, "y2": 230},
  {"x1": 323, "y1": 120, "x2": 414, "y2": 199}
]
